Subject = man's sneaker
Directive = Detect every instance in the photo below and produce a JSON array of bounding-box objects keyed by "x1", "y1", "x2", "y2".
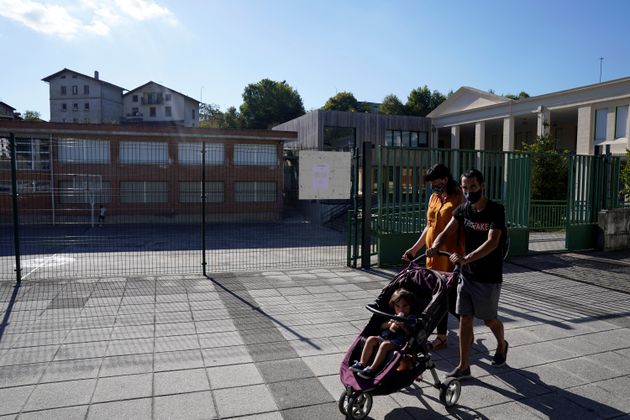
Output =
[
  {"x1": 350, "y1": 361, "x2": 365, "y2": 373},
  {"x1": 445, "y1": 366, "x2": 471, "y2": 380},
  {"x1": 492, "y1": 340, "x2": 509, "y2": 367},
  {"x1": 357, "y1": 367, "x2": 375, "y2": 379}
]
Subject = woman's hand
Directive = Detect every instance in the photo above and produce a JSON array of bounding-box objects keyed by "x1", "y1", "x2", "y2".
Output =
[
  {"x1": 401, "y1": 249, "x2": 415, "y2": 261},
  {"x1": 449, "y1": 253, "x2": 468, "y2": 265}
]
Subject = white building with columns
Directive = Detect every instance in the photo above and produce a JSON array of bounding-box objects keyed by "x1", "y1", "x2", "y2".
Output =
[{"x1": 428, "y1": 77, "x2": 630, "y2": 156}]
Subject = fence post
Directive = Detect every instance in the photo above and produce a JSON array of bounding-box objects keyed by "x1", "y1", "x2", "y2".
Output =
[
  {"x1": 9, "y1": 134, "x2": 22, "y2": 283},
  {"x1": 361, "y1": 142, "x2": 373, "y2": 269},
  {"x1": 201, "y1": 142, "x2": 207, "y2": 276}
]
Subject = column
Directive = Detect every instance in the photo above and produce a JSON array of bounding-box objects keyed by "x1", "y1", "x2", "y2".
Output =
[
  {"x1": 450, "y1": 126, "x2": 460, "y2": 149},
  {"x1": 502, "y1": 117, "x2": 515, "y2": 151},
  {"x1": 536, "y1": 106, "x2": 551, "y2": 137},
  {"x1": 576, "y1": 105, "x2": 593, "y2": 155},
  {"x1": 475, "y1": 121, "x2": 485, "y2": 150}
]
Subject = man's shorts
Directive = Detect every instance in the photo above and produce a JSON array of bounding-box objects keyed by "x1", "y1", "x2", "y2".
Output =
[{"x1": 455, "y1": 273, "x2": 501, "y2": 320}]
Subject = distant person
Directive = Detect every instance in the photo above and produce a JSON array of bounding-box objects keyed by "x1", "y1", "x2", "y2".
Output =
[
  {"x1": 402, "y1": 163, "x2": 465, "y2": 351},
  {"x1": 350, "y1": 288, "x2": 416, "y2": 379},
  {"x1": 428, "y1": 169, "x2": 509, "y2": 380},
  {"x1": 98, "y1": 205, "x2": 106, "y2": 227}
]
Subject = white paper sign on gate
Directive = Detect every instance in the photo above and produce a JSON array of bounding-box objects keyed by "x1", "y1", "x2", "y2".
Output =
[{"x1": 299, "y1": 151, "x2": 351, "y2": 200}]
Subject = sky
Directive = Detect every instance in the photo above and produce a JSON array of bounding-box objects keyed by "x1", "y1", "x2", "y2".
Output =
[{"x1": 1, "y1": 0, "x2": 629, "y2": 121}]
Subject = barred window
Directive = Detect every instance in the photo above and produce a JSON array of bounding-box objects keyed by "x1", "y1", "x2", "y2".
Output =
[
  {"x1": 0, "y1": 137, "x2": 51, "y2": 171},
  {"x1": 59, "y1": 180, "x2": 111, "y2": 204},
  {"x1": 178, "y1": 143, "x2": 224, "y2": 165},
  {"x1": 120, "y1": 141, "x2": 169, "y2": 165},
  {"x1": 0, "y1": 180, "x2": 51, "y2": 194},
  {"x1": 58, "y1": 139, "x2": 110, "y2": 163},
  {"x1": 178, "y1": 181, "x2": 224, "y2": 203},
  {"x1": 233, "y1": 144, "x2": 278, "y2": 166},
  {"x1": 234, "y1": 181, "x2": 276, "y2": 202},
  {"x1": 120, "y1": 181, "x2": 168, "y2": 203}
]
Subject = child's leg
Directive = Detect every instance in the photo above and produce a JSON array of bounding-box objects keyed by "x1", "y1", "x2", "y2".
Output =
[
  {"x1": 369, "y1": 341, "x2": 397, "y2": 371},
  {"x1": 359, "y1": 336, "x2": 380, "y2": 365}
]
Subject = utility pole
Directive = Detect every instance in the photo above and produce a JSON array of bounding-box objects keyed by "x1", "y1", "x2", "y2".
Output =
[{"x1": 599, "y1": 57, "x2": 604, "y2": 83}]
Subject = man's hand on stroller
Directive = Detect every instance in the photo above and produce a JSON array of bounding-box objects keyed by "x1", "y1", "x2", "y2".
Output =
[{"x1": 449, "y1": 253, "x2": 468, "y2": 265}]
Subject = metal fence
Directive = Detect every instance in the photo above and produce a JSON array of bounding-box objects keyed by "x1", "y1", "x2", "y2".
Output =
[{"x1": 1, "y1": 134, "x2": 346, "y2": 281}]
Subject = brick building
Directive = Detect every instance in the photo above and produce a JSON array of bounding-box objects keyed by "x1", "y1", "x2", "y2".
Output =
[{"x1": 0, "y1": 121, "x2": 296, "y2": 223}]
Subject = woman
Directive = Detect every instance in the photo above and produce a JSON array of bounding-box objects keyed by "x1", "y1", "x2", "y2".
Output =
[{"x1": 402, "y1": 163, "x2": 465, "y2": 350}]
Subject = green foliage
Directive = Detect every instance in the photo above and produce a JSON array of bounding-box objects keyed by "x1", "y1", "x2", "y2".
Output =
[
  {"x1": 323, "y1": 91, "x2": 360, "y2": 112},
  {"x1": 199, "y1": 103, "x2": 243, "y2": 129},
  {"x1": 405, "y1": 85, "x2": 446, "y2": 116},
  {"x1": 504, "y1": 91, "x2": 530, "y2": 100},
  {"x1": 379, "y1": 94, "x2": 406, "y2": 115},
  {"x1": 23, "y1": 110, "x2": 41, "y2": 121},
  {"x1": 239, "y1": 79, "x2": 305, "y2": 129},
  {"x1": 521, "y1": 135, "x2": 570, "y2": 200},
  {"x1": 621, "y1": 149, "x2": 630, "y2": 195}
]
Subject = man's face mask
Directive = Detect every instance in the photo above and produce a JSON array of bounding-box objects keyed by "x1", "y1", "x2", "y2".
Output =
[
  {"x1": 432, "y1": 183, "x2": 446, "y2": 194},
  {"x1": 464, "y1": 190, "x2": 482, "y2": 204}
]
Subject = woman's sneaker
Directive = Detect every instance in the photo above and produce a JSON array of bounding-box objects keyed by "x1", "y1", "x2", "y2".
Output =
[
  {"x1": 350, "y1": 361, "x2": 365, "y2": 372},
  {"x1": 357, "y1": 367, "x2": 374, "y2": 379},
  {"x1": 445, "y1": 366, "x2": 471, "y2": 380}
]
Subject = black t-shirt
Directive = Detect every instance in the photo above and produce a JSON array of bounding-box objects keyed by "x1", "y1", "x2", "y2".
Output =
[{"x1": 453, "y1": 200, "x2": 506, "y2": 283}]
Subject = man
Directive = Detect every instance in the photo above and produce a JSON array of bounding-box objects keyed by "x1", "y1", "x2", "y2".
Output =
[{"x1": 427, "y1": 169, "x2": 508, "y2": 379}]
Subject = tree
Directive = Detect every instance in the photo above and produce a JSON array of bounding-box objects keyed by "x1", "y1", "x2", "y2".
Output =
[
  {"x1": 621, "y1": 149, "x2": 630, "y2": 197},
  {"x1": 239, "y1": 79, "x2": 305, "y2": 129},
  {"x1": 504, "y1": 91, "x2": 530, "y2": 100},
  {"x1": 404, "y1": 86, "x2": 447, "y2": 116},
  {"x1": 521, "y1": 134, "x2": 569, "y2": 200},
  {"x1": 223, "y1": 106, "x2": 243, "y2": 129},
  {"x1": 323, "y1": 91, "x2": 359, "y2": 112},
  {"x1": 379, "y1": 94, "x2": 405, "y2": 115},
  {"x1": 198, "y1": 103, "x2": 225, "y2": 128},
  {"x1": 23, "y1": 110, "x2": 41, "y2": 121}
]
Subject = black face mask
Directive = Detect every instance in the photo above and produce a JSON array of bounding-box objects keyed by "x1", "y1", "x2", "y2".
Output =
[
  {"x1": 464, "y1": 190, "x2": 482, "y2": 204},
  {"x1": 432, "y1": 183, "x2": 446, "y2": 194}
]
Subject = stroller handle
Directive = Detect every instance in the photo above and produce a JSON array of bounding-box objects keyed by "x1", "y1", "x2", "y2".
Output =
[
  {"x1": 365, "y1": 303, "x2": 422, "y2": 324},
  {"x1": 411, "y1": 250, "x2": 452, "y2": 264}
]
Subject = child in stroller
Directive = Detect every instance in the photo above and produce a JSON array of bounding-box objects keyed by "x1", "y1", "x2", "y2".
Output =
[
  {"x1": 350, "y1": 288, "x2": 416, "y2": 379},
  {"x1": 338, "y1": 252, "x2": 462, "y2": 419}
]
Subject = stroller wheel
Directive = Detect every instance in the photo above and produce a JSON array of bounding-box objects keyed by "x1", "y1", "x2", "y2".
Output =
[
  {"x1": 439, "y1": 377, "x2": 461, "y2": 407},
  {"x1": 339, "y1": 391, "x2": 373, "y2": 420}
]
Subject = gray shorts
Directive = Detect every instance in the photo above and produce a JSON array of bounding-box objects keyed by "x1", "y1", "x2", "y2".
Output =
[{"x1": 455, "y1": 273, "x2": 501, "y2": 320}]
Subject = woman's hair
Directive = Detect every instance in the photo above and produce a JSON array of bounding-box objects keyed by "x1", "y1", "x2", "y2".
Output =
[
  {"x1": 388, "y1": 288, "x2": 415, "y2": 310},
  {"x1": 425, "y1": 163, "x2": 459, "y2": 195}
]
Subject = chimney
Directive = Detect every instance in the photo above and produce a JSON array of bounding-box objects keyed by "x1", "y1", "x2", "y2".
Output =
[{"x1": 94, "y1": 71, "x2": 99, "y2": 80}]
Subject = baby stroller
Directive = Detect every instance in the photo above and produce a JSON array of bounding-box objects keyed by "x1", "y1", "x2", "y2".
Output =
[{"x1": 338, "y1": 252, "x2": 461, "y2": 419}]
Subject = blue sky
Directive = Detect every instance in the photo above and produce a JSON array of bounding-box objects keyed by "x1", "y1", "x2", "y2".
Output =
[{"x1": 1, "y1": 0, "x2": 629, "y2": 121}]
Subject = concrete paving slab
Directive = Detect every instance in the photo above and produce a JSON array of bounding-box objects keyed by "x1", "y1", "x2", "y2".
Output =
[
  {"x1": 18, "y1": 405, "x2": 88, "y2": 420},
  {"x1": 267, "y1": 377, "x2": 333, "y2": 410},
  {"x1": 86, "y1": 398, "x2": 152, "y2": 420},
  {"x1": 24, "y1": 379, "x2": 96, "y2": 411},
  {"x1": 92, "y1": 373, "x2": 153, "y2": 403},
  {"x1": 0, "y1": 385, "x2": 34, "y2": 416},
  {"x1": 201, "y1": 346, "x2": 253, "y2": 367},
  {"x1": 213, "y1": 384, "x2": 278, "y2": 418},
  {"x1": 0, "y1": 364, "x2": 46, "y2": 389},
  {"x1": 153, "y1": 391, "x2": 217, "y2": 420},
  {"x1": 154, "y1": 368, "x2": 210, "y2": 396},
  {"x1": 99, "y1": 353, "x2": 154, "y2": 377},
  {"x1": 256, "y1": 359, "x2": 314, "y2": 383},
  {"x1": 206, "y1": 363, "x2": 263, "y2": 389},
  {"x1": 40, "y1": 358, "x2": 101, "y2": 383}
]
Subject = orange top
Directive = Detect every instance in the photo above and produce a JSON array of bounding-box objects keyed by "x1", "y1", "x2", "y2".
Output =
[{"x1": 425, "y1": 192, "x2": 465, "y2": 272}]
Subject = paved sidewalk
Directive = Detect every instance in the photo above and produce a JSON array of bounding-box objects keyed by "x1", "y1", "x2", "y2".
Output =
[{"x1": 1, "y1": 251, "x2": 630, "y2": 419}]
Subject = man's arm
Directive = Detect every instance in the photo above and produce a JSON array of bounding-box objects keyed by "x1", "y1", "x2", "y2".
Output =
[
  {"x1": 426, "y1": 217, "x2": 459, "y2": 256},
  {"x1": 452, "y1": 228, "x2": 502, "y2": 265}
]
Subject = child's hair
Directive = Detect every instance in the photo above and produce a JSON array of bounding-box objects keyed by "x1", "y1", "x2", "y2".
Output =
[{"x1": 388, "y1": 288, "x2": 415, "y2": 310}]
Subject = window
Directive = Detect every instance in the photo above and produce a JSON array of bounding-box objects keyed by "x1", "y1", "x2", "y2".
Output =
[
  {"x1": 120, "y1": 141, "x2": 169, "y2": 164},
  {"x1": 61, "y1": 86, "x2": 67, "y2": 95},
  {"x1": 72, "y1": 85, "x2": 78, "y2": 95},
  {"x1": 234, "y1": 182, "x2": 276, "y2": 202},
  {"x1": 0, "y1": 180, "x2": 51, "y2": 194},
  {"x1": 165, "y1": 106, "x2": 172, "y2": 117},
  {"x1": 62, "y1": 104, "x2": 67, "y2": 112},
  {"x1": 385, "y1": 130, "x2": 429, "y2": 147},
  {"x1": 132, "y1": 95, "x2": 138, "y2": 102},
  {"x1": 179, "y1": 181, "x2": 224, "y2": 203},
  {"x1": 234, "y1": 144, "x2": 278, "y2": 166},
  {"x1": 60, "y1": 75, "x2": 66, "y2": 79},
  {"x1": 324, "y1": 126, "x2": 355, "y2": 151},
  {"x1": 0, "y1": 137, "x2": 50, "y2": 171},
  {"x1": 595, "y1": 108, "x2": 608, "y2": 140},
  {"x1": 178, "y1": 143, "x2": 224, "y2": 165},
  {"x1": 132, "y1": 107, "x2": 139, "y2": 115},
  {"x1": 616, "y1": 105, "x2": 628, "y2": 138},
  {"x1": 73, "y1": 103, "x2": 79, "y2": 112},
  {"x1": 120, "y1": 181, "x2": 168, "y2": 203},
  {"x1": 165, "y1": 94, "x2": 171, "y2": 101},
  {"x1": 150, "y1": 107, "x2": 156, "y2": 117},
  {"x1": 84, "y1": 103, "x2": 90, "y2": 111},
  {"x1": 83, "y1": 85, "x2": 89, "y2": 95},
  {"x1": 192, "y1": 109, "x2": 196, "y2": 119},
  {"x1": 58, "y1": 139, "x2": 110, "y2": 163},
  {"x1": 59, "y1": 180, "x2": 111, "y2": 204}
]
